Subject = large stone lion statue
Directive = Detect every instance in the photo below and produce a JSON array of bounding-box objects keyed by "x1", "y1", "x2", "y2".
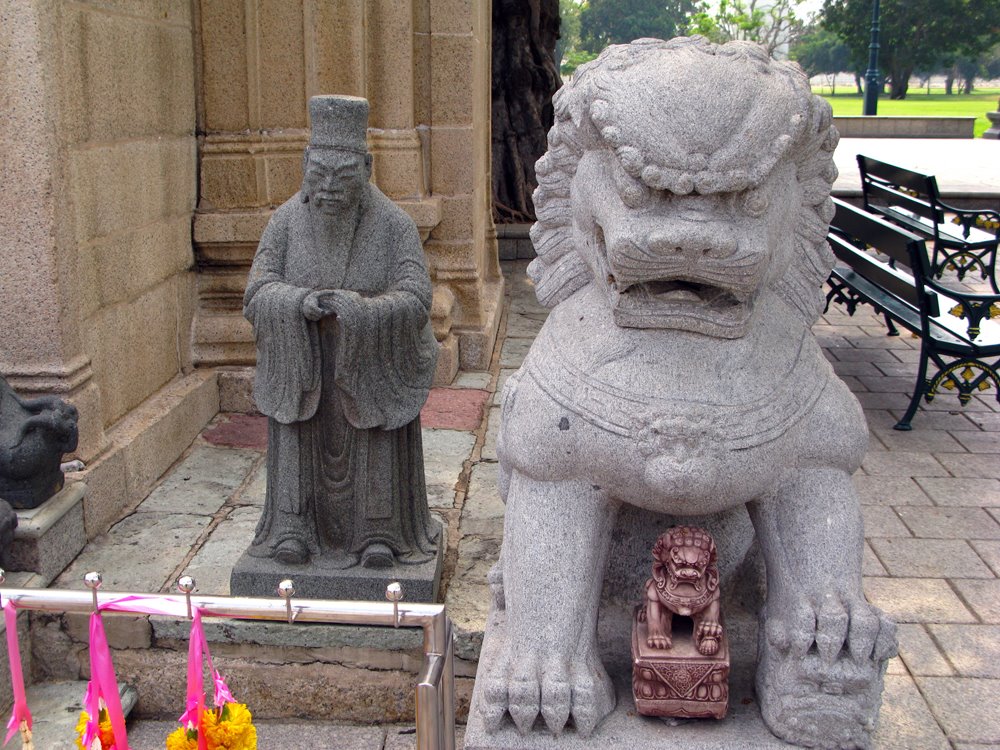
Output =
[{"x1": 480, "y1": 38, "x2": 897, "y2": 749}]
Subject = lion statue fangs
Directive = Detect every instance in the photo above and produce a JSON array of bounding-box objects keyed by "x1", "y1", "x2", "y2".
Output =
[{"x1": 480, "y1": 37, "x2": 897, "y2": 749}]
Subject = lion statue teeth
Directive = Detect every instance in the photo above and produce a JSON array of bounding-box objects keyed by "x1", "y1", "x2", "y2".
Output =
[{"x1": 479, "y1": 37, "x2": 897, "y2": 749}]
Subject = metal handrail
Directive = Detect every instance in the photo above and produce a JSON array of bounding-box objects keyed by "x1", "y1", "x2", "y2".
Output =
[{"x1": 0, "y1": 574, "x2": 456, "y2": 750}]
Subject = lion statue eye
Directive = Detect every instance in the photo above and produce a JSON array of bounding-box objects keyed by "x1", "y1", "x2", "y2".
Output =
[{"x1": 742, "y1": 187, "x2": 769, "y2": 217}]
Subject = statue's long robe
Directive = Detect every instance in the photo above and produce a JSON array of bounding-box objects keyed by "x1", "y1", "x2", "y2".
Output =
[{"x1": 244, "y1": 186, "x2": 440, "y2": 565}]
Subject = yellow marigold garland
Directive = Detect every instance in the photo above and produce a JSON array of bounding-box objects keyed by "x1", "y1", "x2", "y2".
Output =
[
  {"x1": 165, "y1": 704, "x2": 257, "y2": 750},
  {"x1": 75, "y1": 709, "x2": 115, "y2": 750}
]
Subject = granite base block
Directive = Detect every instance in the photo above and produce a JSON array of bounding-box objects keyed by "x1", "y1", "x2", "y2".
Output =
[
  {"x1": 229, "y1": 534, "x2": 445, "y2": 603},
  {"x1": 465, "y1": 605, "x2": 792, "y2": 750},
  {"x1": 9, "y1": 482, "x2": 86, "y2": 584}
]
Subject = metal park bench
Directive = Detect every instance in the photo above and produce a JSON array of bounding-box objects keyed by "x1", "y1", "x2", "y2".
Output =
[
  {"x1": 857, "y1": 155, "x2": 999, "y2": 293},
  {"x1": 825, "y1": 198, "x2": 1000, "y2": 431}
]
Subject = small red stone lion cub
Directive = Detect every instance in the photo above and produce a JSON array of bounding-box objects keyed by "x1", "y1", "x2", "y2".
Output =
[{"x1": 644, "y1": 526, "x2": 723, "y2": 656}]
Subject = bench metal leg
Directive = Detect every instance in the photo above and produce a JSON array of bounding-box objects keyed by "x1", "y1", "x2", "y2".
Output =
[
  {"x1": 894, "y1": 344, "x2": 931, "y2": 430},
  {"x1": 883, "y1": 313, "x2": 899, "y2": 336}
]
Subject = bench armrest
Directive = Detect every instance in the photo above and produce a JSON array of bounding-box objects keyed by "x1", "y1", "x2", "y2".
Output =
[
  {"x1": 924, "y1": 280, "x2": 1000, "y2": 340},
  {"x1": 937, "y1": 202, "x2": 1000, "y2": 239}
]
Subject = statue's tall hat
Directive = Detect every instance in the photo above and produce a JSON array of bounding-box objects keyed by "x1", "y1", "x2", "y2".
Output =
[{"x1": 308, "y1": 95, "x2": 369, "y2": 154}]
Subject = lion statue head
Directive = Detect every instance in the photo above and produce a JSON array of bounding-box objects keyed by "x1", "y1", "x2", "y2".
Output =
[
  {"x1": 651, "y1": 525, "x2": 719, "y2": 600},
  {"x1": 529, "y1": 37, "x2": 839, "y2": 338}
]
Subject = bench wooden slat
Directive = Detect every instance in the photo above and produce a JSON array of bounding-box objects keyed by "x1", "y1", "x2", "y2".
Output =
[
  {"x1": 858, "y1": 155, "x2": 936, "y2": 196},
  {"x1": 827, "y1": 234, "x2": 929, "y2": 310},
  {"x1": 831, "y1": 200, "x2": 926, "y2": 270},
  {"x1": 866, "y1": 183, "x2": 940, "y2": 223}
]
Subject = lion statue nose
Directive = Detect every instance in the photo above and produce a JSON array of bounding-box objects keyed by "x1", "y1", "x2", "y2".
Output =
[{"x1": 646, "y1": 228, "x2": 737, "y2": 260}]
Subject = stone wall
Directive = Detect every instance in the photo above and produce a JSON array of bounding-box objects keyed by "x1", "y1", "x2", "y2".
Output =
[{"x1": 0, "y1": 0, "x2": 208, "y2": 536}]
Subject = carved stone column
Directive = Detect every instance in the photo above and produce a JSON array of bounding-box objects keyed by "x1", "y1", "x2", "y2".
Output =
[{"x1": 0, "y1": 2, "x2": 106, "y2": 462}]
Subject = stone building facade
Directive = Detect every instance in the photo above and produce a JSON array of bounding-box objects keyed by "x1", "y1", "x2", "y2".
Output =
[{"x1": 0, "y1": 0, "x2": 501, "y2": 539}]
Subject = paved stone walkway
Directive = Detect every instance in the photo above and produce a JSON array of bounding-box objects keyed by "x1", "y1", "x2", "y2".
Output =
[{"x1": 46, "y1": 261, "x2": 1000, "y2": 748}]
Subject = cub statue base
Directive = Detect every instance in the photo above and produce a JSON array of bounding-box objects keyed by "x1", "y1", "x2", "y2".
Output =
[{"x1": 632, "y1": 607, "x2": 729, "y2": 720}]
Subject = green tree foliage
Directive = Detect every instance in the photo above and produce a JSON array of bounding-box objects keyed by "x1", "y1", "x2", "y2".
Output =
[
  {"x1": 691, "y1": 0, "x2": 807, "y2": 56},
  {"x1": 790, "y1": 25, "x2": 850, "y2": 90},
  {"x1": 579, "y1": 0, "x2": 699, "y2": 53},
  {"x1": 556, "y1": 0, "x2": 583, "y2": 70},
  {"x1": 821, "y1": 0, "x2": 1000, "y2": 100}
]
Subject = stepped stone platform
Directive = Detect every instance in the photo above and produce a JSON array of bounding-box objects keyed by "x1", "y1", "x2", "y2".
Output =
[{"x1": 6, "y1": 261, "x2": 1000, "y2": 748}]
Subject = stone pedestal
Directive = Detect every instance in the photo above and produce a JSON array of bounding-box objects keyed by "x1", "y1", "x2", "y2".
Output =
[
  {"x1": 631, "y1": 607, "x2": 729, "y2": 720},
  {"x1": 229, "y1": 527, "x2": 445, "y2": 603},
  {"x1": 9, "y1": 481, "x2": 86, "y2": 585}
]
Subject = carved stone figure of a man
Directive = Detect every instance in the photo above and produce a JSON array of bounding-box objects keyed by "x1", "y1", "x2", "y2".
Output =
[{"x1": 243, "y1": 95, "x2": 440, "y2": 570}]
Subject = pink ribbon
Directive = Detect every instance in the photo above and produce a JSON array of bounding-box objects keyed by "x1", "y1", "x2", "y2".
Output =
[
  {"x1": 83, "y1": 611, "x2": 131, "y2": 749},
  {"x1": 3, "y1": 594, "x2": 238, "y2": 750},
  {"x1": 3, "y1": 601, "x2": 31, "y2": 746}
]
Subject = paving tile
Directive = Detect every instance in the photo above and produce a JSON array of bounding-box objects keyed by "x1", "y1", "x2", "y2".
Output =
[
  {"x1": 915, "y1": 676, "x2": 1000, "y2": 744},
  {"x1": 854, "y1": 475, "x2": 931, "y2": 506},
  {"x1": 481, "y1": 406, "x2": 500, "y2": 462},
  {"x1": 505, "y1": 309, "x2": 547, "y2": 338},
  {"x1": 872, "y1": 674, "x2": 950, "y2": 750},
  {"x1": 856, "y1": 392, "x2": 925, "y2": 412},
  {"x1": 420, "y1": 387, "x2": 488, "y2": 430},
  {"x1": 869, "y1": 538, "x2": 995, "y2": 578},
  {"x1": 934, "y1": 453, "x2": 1000, "y2": 479},
  {"x1": 863, "y1": 542, "x2": 888, "y2": 576},
  {"x1": 182, "y1": 506, "x2": 260, "y2": 596},
  {"x1": 460, "y1": 462, "x2": 505, "y2": 538},
  {"x1": 916, "y1": 477, "x2": 1000, "y2": 507},
  {"x1": 863, "y1": 408, "x2": 903, "y2": 430},
  {"x1": 862, "y1": 578, "x2": 976, "y2": 623},
  {"x1": 928, "y1": 624, "x2": 1000, "y2": 678},
  {"x1": 891, "y1": 409, "x2": 981, "y2": 431},
  {"x1": 965, "y1": 411, "x2": 1000, "y2": 431},
  {"x1": 839, "y1": 375, "x2": 868, "y2": 393},
  {"x1": 861, "y1": 505, "x2": 911, "y2": 537},
  {"x1": 874, "y1": 360, "x2": 923, "y2": 377},
  {"x1": 235, "y1": 463, "x2": 266, "y2": 506},
  {"x1": 201, "y1": 413, "x2": 268, "y2": 451},
  {"x1": 829, "y1": 347, "x2": 902, "y2": 363},
  {"x1": 498, "y1": 336, "x2": 533, "y2": 368},
  {"x1": 896, "y1": 506, "x2": 1000, "y2": 540},
  {"x1": 896, "y1": 623, "x2": 953, "y2": 676},
  {"x1": 970, "y1": 540, "x2": 1000, "y2": 576},
  {"x1": 870, "y1": 427, "x2": 966, "y2": 452},
  {"x1": 952, "y1": 578, "x2": 1000, "y2": 623},
  {"x1": 951, "y1": 431, "x2": 1000, "y2": 453},
  {"x1": 861, "y1": 451, "x2": 949, "y2": 477},
  {"x1": 127, "y1": 719, "x2": 387, "y2": 749},
  {"x1": 452, "y1": 371, "x2": 492, "y2": 389},
  {"x1": 858, "y1": 375, "x2": 919, "y2": 393},
  {"x1": 444, "y1": 534, "x2": 500, "y2": 661},
  {"x1": 493, "y1": 368, "x2": 518, "y2": 406},
  {"x1": 57, "y1": 512, "x2": 211, "y2": 592},
  {"x1": 422, "y1": 428, "x2": 476, "y2": 509},
  {"x1": 137, "y1": 444, "x2": 258, "y2": 515}
]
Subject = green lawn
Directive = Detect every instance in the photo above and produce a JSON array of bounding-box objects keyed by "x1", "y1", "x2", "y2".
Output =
[{"x1": 815, "y1": 88, "x2": 1000, "y2": 138}]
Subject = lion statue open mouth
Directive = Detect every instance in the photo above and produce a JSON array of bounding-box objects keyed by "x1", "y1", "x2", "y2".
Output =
[{"x1": 477, "y1": 37, "x2": 897, "y2": 750}]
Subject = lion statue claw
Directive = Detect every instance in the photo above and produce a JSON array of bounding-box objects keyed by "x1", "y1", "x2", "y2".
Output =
[{"x1": 479, "y1": 37, "x2": 896, "y2": 749}]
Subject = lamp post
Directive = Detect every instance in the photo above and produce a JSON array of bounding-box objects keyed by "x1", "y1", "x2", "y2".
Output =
[{"x1": 862, "y1": 0, "x2": 881, "y2": 115}]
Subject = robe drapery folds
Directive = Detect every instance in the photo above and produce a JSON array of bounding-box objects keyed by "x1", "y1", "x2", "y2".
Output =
[{"x1": 244, "y1": 186, "x2": 440, "y2": 565}]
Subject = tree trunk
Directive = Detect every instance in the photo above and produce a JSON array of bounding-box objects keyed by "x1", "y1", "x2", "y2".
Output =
[
  {"x1": 854, "y1": 72, "x2": 863, "y2": 95},
  {"x1": 946, "y1": 67, "x2": 956, "y2": 95},
  {"x1": 492, "y1": 0, "x2": 561, "y2": 224},
  {"x1": 889, "y1": 68, "x2": 911, "y2": 99}
]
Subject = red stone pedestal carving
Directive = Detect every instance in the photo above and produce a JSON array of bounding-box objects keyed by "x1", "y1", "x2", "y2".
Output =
[{"x1": 632, "y1": 606, "x2": 730, "y2": 719}]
